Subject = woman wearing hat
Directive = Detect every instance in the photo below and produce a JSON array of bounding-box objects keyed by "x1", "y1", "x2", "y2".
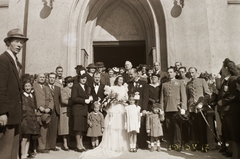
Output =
[
  {"x1": 86, "y1": 63, "x2": 97, "y2": 87},
  {"x1": 71, "y1": 71, "x2": 93, "y2": 152},
  {"x1": 59, "y1": 76, "x2": 74, "y2": 151}
]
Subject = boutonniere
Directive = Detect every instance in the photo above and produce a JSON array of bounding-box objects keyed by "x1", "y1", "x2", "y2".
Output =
[
  {"x1": 139, "y1": 84, "x2": 142, "y2": 88},
  {"x1": 175, "y1": 82, "x2": 179, "y2": 86}
]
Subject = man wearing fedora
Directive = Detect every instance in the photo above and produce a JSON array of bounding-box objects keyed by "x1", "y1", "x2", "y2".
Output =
[
  {"x1": 0, "y1": 28, "x2": 28, "y2": 159},
  {"x1": 95, "y1": 62, "x2": 110, "y2": 86}
]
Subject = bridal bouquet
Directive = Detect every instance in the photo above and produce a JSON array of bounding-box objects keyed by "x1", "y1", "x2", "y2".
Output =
[{"x1": 100, "y1": 86, "x2": 119, "y2": 111}]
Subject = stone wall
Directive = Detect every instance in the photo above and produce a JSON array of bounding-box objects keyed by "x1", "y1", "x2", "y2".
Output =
[{"x1": 1, "y1": 0, "x2": 240, "y2": 76}]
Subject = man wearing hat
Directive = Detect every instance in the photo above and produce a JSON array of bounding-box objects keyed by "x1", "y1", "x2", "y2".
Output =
[
  {"x1": 95, "y1": 62, "x2": 110, "y2": 86},
  {"x1": 0, "y1": 28, "x2": 28, "y2": 159}
]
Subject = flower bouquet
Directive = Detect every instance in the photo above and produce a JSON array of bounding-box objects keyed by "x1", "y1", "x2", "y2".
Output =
[{"x1": 100, "y1": 86, "x2": 118, "y2": 111}]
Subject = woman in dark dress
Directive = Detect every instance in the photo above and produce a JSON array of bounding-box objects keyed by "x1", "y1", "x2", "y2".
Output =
[
  {"x1": 71, "y1": 71, "x2": 93, "y2": 152},
  {"x1": 21, "y1": 79, "x2": 40, "y2": 159},
  {"x1": 148, "y1": 73, "x2": 161, "y2": 111}
]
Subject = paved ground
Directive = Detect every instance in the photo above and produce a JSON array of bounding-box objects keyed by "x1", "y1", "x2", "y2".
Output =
[{"x1": 34, "y1": 142, "x2": 229, "y2": 159}]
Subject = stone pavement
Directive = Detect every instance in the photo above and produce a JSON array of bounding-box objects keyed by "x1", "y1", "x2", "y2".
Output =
[{"x1": 34, "y1": 142, "x2": 229, "y2": 159}]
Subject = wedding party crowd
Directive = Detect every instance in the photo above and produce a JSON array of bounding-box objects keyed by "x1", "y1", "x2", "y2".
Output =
[{"x1": 1, "y1": 29, "x2": 240, "y2": 159}]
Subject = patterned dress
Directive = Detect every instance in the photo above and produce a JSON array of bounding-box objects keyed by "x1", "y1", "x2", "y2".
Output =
[
  {"x1": 87, "y1": 112, "x2": 104, "y2": 137},
  {"x1": 146, "y1": 112, "x2": 163, "y2": 137}
]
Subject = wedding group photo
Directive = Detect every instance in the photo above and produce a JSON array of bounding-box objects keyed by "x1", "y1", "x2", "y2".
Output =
[{"x1": 0, "y1": 0, "x2": 240, "y2": 159}]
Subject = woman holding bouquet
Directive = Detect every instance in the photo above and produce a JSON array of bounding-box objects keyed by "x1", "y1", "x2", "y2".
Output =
[{"x1": 80, "y1": 75, "x2": 129, "y2": 159}]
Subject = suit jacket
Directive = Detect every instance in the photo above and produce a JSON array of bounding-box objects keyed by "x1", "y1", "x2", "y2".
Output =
[
  {"x1": 0, "y1": 52, "x2": 22, "y2": 125},
  {"x1": 46, "y1": 85, "x2": 61, "y2": 115},
  {"x1": 128, "y1": 79, "x2": 149, "y2": 111},
  {"x1": 160, "y1": 79, "x2": 187, "y2": 112},
  {"x1": 71, "y1": 83, "x2": 90, "y2": 116},
  {"x1": 33, "y1": 82, "x2": 54, "y2": 116},
  {"x1": 122, "y1": 72, "x2": 131, "y2": 83},
  {"x1": 54, "y1": 77, "x2": 64, "y2": 88},
  {"x1": 91, "y1": 83, "x2": 106, "y2": 103}
]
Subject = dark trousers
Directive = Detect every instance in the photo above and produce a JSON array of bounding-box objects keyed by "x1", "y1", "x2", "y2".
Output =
[
  {"x1": 165, "y1": 112, "x2": 181, "y2": 145},
  {"x1": 0, "y1": 124, "x2": 20, "y2": 159},
  {"x1": 137, "y1": 116, "x2": 148, "y2": 149},
  {"x1": 181, "y1": 121, "x2": 191, "y2": 144},
  {"x1": 190, "y1": 112, "x2": 207, "y2": 145},
  {"x1": 46, "y1": 110, "x2": 59, "y2": 149}
]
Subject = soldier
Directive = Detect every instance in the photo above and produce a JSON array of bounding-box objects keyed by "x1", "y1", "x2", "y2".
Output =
[
  {"x1": 186, "y1": 67, "x2": 211, "y2": 152},
  {"x1": 160, "y1": 67, "x2": 187, "y2": 152}
]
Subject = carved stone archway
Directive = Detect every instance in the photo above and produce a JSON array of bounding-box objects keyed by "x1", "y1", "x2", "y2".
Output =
[{"x1": 66, "y1": 0, "x2": 167, "y2": 75}]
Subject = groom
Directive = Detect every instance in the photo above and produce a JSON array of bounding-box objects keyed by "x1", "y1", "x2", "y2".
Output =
[{"x1": 128, "y1": 68, "x2": 149, "y2": 149}]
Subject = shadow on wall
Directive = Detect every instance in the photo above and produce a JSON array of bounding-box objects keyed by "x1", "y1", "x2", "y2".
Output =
[{"x1": 40, "y1": 0, "x2": 53, "y2": 19}]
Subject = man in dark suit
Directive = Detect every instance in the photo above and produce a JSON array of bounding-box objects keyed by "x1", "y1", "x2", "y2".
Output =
[
  {"x1": 128, "y1": 68, "x2": 149, "y2": 149},
  {"x1": 91, "y1": 72, "x2": 106, "y2": 116},
  {"x1": 46, "y1": 72, "x2": 61, "y2": 151},
  {"x1": 153, "y1": 62, "x2": 168, "y2": 83},
  {"x1": 122, "y1": 60, "x2": 133, "y2": 83},
  {"x1": 95, "y1": 62, "x2": 110, "y2": 86},
  {"x1": 33, "y1": 73, "x2": 54, "y2": 153},
  {"x1": 0, "y1": 28, "x2": 28, "y2": 159}
]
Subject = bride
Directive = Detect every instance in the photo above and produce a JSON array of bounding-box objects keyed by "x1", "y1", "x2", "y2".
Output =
[{"x1": 79, "y1": 75, "x2": 129, "y2": 159}]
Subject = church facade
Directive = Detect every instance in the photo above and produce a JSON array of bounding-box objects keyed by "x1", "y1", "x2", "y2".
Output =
[{"x1": 0, "y1": 0, "x2": 239, "y2": 76}]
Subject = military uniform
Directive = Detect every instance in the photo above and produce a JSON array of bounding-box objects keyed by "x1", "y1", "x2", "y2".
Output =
[
  {"x1": 186, "y1": 78, "x2": 211, "y2": 152},
  {"x1": 160, "y1": 79, "x2": 187, "y2": 151}
]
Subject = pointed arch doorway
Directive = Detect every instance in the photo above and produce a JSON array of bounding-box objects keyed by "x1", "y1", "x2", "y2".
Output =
[{"x1": 67, "y1": 0, "x2": 167, "y2": 75}]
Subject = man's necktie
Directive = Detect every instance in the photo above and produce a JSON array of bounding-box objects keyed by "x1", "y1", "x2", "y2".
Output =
[{"x1": 15, "y1": 56, "x2": 22, "y2": 69}]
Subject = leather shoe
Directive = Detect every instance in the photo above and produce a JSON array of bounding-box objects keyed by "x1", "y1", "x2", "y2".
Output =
[
  {"x1": 75, "y1": 148, "x2": 84, "y2": 152},
  {"x1": 37, "y1": 149, "x2": 49, "y2": 153},
  {"x1": 61, "y1": 146, "x2": 69, "y2": 151},
  {"x1": 50, "y1": 148, "x2": 60, "y2": 151},
  {"x1": 223, "y1": 152, "x2": 232, "y2": 157},
  {"x1": 133, "y1": 148, "x2": 137, "y2": 152}
]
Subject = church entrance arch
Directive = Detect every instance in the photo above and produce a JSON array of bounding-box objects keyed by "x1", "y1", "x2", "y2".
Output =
[{"x1": 67, "y1": 0, "x2": 167, "y2": 75}]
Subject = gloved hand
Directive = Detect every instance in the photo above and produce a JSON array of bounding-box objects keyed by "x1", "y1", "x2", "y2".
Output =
[
  {"x1": 180, "y1": 109, "x2": 186, "y2": 115},
  {"x1": 197, "y1": 103, "x2": 203, "y2": 109},
  {"x1": 85, "y1": 99, "x2": 90, "y2": 104}
]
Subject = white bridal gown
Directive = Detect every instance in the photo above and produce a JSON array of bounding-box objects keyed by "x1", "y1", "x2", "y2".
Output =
[{"x1": 79, "y1": 85, "x2": 129, "y2": 159}]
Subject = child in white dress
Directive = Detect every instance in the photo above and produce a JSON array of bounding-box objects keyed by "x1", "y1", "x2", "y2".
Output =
[{"x1": 124, "y1": 95, "x2": 141, "y2": 152}]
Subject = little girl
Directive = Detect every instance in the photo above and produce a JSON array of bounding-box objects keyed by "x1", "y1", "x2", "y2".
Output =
[
  {"x1": 86, "y1": 101, "x2": 105, "y2": 148},
  {"x1": 21, "y1": 79, "x2": 40, "y2": 159},
  {"x1": 124, "y1": 95, "x2": 141, "y2": 152},
  {"x1": 146, "y1": 103, "x2": 164, "y2": 152}
]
